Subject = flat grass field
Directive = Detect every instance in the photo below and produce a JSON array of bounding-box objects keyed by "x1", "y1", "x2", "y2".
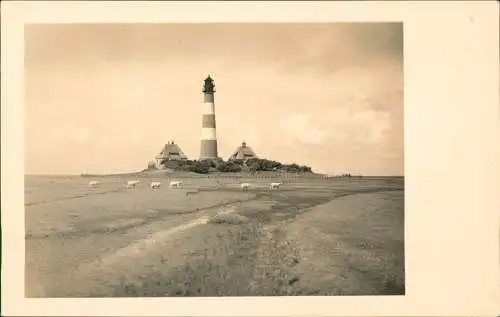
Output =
[{"x1": 25, "y1": 173, "x2": 405, "y2": 297}]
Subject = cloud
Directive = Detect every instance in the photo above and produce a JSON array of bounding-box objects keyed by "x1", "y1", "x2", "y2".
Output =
[
  {"x1": 326, "y1": 107, "x2": 391, "y2": 145},
  {"x1": 25, "y1": 23, "x2": 403, "y2": 175},
  {"x1": 279, "y1": 113, "x2": 331, "y2": 146},
  {"x1": 25, "y1": 23, "x2": 403, "y2": 74}
]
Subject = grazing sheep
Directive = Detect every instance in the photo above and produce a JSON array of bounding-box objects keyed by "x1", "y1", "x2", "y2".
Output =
[
  {"x1": 126, "y1": 180, "x2": 140, "y2": 188},
  {"x1": 269, "y1": 182, "x2": 283, "y2": 190},
  {"x1": 240, "y1": 182, "x2": 254, "y2": 191},
  {"x1": 150, "y1": 181, "x2": 161, "y2": 189},
  {"x1": 88, "y1": 180, "x2": 100, "y2": 187},
  {"x1": 169, "y1": 180, "x2": 182, "y2": 188}
]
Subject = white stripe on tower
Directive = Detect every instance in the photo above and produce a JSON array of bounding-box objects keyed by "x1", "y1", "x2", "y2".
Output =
[
  {"x1": 200, "y1": 75, "x2": 218, "y2": 160},
  {"x1": 201, "y1": 127, "x2": 217, "y2": 140},
  {"x1": 203, "y1": 102, "x2": 215, "y2": 115}
]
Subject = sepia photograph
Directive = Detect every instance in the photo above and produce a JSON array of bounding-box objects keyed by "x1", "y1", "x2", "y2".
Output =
[
  {"x1": 24, "y1": 22, "x2": 405, "y2": 298},
  {"x1": 3, "y1": 1, "x2": 498, "y2": 316}
]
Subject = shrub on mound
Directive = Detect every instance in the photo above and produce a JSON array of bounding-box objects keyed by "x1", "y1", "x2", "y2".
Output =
[
  {"x1": 159, "y1": 157, "x2": 313, "y2": 174},
  {"x1": 216, "y1": 161, "x2": 242, "y2": 173},
  {"x1": 190, "y1": 160, "x2": 211, "y2": 174},
  {"x1": 164, "y1": 159, "x2": 211, "y2": 174}
]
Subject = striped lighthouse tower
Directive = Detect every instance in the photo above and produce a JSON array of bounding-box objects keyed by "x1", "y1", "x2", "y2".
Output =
[{"x1": 199, "y1": 75, "x2": 219, "y2": 160}]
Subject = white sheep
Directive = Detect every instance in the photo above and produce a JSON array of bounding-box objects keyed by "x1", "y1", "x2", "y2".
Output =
[
  {"x1": 240, "y1": 182, "x2": 254, "y2": 191},
  {"x1": 126, "y1": 180, "x2": 140, "y2": 188},
  {"x1": 88, "y1": 180, "x2": 100, "y2": 187},
  {"x1": 150, "y1": 181, "x2": 161, "y2": 189},
  {"x1": 269, "y1": 182, "x2": 283, "y2": 190},
  {"x1": 169, "y1": 180, "x2": 182, "y2": 188}
]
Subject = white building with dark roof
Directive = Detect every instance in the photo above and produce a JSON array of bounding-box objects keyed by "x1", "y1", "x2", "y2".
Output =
[
  {"x1": 154, "y1": 141, "x2": 188, "y2": 168},
  {"x1": 228, "y1": 142, "x2": 258, "y2": 161}
]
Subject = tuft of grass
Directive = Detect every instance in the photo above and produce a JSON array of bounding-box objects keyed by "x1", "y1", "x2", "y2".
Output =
[{"x1": 209, "y1": 213, "x2": 250, "y2": 225}]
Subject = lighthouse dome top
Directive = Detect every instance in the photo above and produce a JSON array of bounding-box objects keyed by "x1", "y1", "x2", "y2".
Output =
[{"x1": 203, "y1": 75, "x2": 215, "y2": 94}]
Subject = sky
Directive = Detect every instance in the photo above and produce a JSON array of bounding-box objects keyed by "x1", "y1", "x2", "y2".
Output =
[{"x1": 25, "y1": 23, "x2": 403, "y2": 176}]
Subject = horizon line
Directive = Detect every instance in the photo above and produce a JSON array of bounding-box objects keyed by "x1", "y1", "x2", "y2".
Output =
[{"x1": 24, "y1": 172, "x2": 405, "y2": 177}]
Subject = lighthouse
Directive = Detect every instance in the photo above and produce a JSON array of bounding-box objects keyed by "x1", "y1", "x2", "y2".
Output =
[{"x1": 199, "y1": 75, "x2": 219, "y2": 161}]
